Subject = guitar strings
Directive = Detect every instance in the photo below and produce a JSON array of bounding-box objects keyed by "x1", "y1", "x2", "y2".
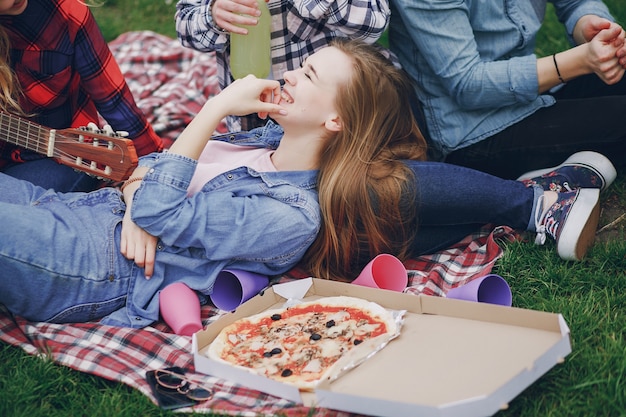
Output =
[{"x1": 0, "y1": 117, "x2": 130, "y2": 177}]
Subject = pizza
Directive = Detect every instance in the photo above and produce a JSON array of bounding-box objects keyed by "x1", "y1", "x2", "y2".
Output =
[{"x1": 205, "y1": 296, "x2": 400, "y2": 390}]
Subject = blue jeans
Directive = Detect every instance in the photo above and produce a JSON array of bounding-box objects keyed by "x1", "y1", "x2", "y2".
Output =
[
  {"x1": 0, "y1": 173, "x2": 133, "y2": 322},
  {"x1": 2, "y1": 158, "x2": 102, "y2": 192},
  {"x1": 405, "y1": 161, "x2": 539, "y2": 255}
]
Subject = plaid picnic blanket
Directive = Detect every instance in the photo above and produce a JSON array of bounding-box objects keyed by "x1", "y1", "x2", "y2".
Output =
[{"x1": 0, "y1": 222, "x2": 516, "y2": 416}]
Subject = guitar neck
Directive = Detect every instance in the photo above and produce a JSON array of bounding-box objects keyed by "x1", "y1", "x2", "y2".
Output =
[
  {"x1": 0, "y1": 112, "x2": 53, "y2": 155},
  {"x1": 0, "y1": 111, "x2": 139, "y2": 182}
]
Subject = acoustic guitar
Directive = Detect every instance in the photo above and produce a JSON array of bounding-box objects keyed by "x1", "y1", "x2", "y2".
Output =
[{"x1": 0, "y1": 111, "x2": 138, "y2": 182}]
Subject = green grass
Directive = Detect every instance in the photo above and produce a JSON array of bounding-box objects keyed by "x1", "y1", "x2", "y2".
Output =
[
  {"x1": 91, "y1": 0, "x2": 178, "y2": 42},
  {"x1": 2, "y1": 1, "x2": 626, "y2": 416}
]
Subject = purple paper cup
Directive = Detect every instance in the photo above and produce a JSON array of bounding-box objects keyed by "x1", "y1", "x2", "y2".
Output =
[
  {"x1": 159, "y1": 282, "x2": 203, "y2": 336},
  {"x1": 352, "y1": 254, "x2": 408, "y2": 292},
  {"x1": 210, "y1": 269, "x2": 270, "y2": 311},
  {"x1": 446, "y1": 274, "x2": 512, "y2": 306}
]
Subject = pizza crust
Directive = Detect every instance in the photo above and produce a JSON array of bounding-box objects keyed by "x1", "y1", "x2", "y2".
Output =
[{"x1": 205, "y1": 296, "x2": 399, "y2": 390}]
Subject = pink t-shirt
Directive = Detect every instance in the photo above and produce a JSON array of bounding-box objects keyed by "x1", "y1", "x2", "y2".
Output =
[{"x1": 187, "y1": 141, "x2": 276, "y2": 196}]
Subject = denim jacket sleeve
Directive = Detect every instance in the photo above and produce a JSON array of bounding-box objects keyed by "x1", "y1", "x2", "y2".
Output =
[
  {"x1": 129, "y1": 151, "x2": 320, "y2": 264},
  {"x1": 395, "y1": 0, "x2": 617, "y2": 111},
  {"x1": 392, "y1": 0, "x2": 540, "y2": 110}
]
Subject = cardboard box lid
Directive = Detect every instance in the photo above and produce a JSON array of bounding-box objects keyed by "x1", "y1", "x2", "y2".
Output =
[{"x1": 193, "y1": 278, "x2": 571, "y2": 417}]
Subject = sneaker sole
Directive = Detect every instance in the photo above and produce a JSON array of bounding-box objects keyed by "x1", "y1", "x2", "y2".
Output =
[
  {"x1": 516, "y1": 151, "x2": 617, "y2": 191},
  {"x1": 557, "y1": 188, "x2": 601, "y2": 261}
]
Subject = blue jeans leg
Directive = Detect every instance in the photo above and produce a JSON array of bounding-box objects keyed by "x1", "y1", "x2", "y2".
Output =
[
  {"x1": 405, "y1": 161, "x2": 538, "y2": 255},
  {"x1": 0, "y1": 173, "x2": 131, "y2": 322}
]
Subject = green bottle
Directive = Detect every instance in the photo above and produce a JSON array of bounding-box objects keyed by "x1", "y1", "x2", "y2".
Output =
[{"x1": 230, "y1": 0, "x2": 271, "y2": 79}]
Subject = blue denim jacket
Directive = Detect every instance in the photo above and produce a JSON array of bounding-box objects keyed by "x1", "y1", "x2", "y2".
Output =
[
  {"x1": 389, "y1": 0, "x2": 613, "y2": 156},
  {"x1": 102, "y1": 121, "x2": 320, "y2": 327}
]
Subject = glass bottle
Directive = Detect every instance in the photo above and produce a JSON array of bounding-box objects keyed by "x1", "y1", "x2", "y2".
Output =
[{"x1": 230, "y1": 0, "x2": 271, "y2": 79}]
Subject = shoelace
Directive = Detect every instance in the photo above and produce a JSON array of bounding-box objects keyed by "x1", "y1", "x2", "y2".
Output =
[
  {"x1": 534, "y1": 194, "x2": 564, "y2": 245},
  {"x1": 534, "y1": 194, "x2": 547, "y2": 245},
  {"x1": 561, "y1": 181, "x2": 573, "y2": 192}
]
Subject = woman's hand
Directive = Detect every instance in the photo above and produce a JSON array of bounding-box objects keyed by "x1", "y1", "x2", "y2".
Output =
[
  {"x1": 575, "y1": 15, "x2": 626, "y2": 70},
  {"x1": 120, "y1": 211, "x2": 158, "y2": 279},
  {"x1": 211, "y1": 0, "x2": 263, "y2": 35},
  {"x1": 585, "y1": 27, "x2": 625, "y2": 85},
  {"x1": 168, "y1": 75, "x2": 285, "y2": 159},
  {"x1": 574, "y1": 15, "x2": 613, "y2": 44},
  {"x1": 211, "y1": 75, "x2": 285, "y2": 118}
]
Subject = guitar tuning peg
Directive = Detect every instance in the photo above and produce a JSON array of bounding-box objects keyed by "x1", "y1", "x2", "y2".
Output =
[
  {"x1": 100, "y1": 125, "x2": 128, "y2": 138},
  {"x1": 86, "y1": 122, "x2": 99, "y2": 132}
]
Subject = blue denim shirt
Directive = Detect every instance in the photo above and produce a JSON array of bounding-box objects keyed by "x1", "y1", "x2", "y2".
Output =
[
  {"x1": 102, "y1": 121, "x2": 321, "y2": 327},
  {"x1": 389, "y1": 0, "x2": 613, "y2": 156}
]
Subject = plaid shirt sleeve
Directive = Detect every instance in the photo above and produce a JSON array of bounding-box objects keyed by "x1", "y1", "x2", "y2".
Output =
[
  {"x1": 1, "y1": 0, "x2": 163, "y2": 158},
  {"x1": 292, "y1": 0, "x2": 390, "y2": 42},
  {"x1": 176, "y1": 0, "x2": 229, "y2": 53},
  {"x1": 65, "y1": 1, "x2": 163, "y2": 155}
]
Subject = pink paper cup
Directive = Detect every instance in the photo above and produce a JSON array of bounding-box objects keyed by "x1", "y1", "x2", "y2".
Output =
[
  {"x1": 446, "y1": 274, "x2": 512, "y2": 306},
  {"x1": 159, "y1": 282, "x2": 203, "y2": 336},
  {"x1": 352, "y1": 254, "x2": 408, "y2": 292},
  {"x1": 210, "y1": 269, "x2": 270, "y2": 311}
]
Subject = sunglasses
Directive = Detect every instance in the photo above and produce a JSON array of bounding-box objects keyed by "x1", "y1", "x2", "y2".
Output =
[{"x1": 152, "y1": 367, "x2": 213, "y2": 403}]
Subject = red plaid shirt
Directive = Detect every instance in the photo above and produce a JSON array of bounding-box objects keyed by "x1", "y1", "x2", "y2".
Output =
[{"x1": 0, "y1": 0, "x2": 163, "y2": 167}]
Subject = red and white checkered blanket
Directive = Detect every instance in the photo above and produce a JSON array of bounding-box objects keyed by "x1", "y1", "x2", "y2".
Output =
[{"x1": 0, "y1": 31, "x2": 519, "y2": 416}]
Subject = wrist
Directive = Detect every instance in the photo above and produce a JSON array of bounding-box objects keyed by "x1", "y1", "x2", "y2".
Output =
[
  {"x1": 552, "y1": 53, "x2": 566, "y2": 84},
  {"x1": 555, "y1": 46, "x2": 590, "y2": 82},
  {"x1": 120, "y1": 176, "x2": 144, "y2": 192},
  {"x1": 572, "y1": 15, "x2": 593, "y2": 44}
]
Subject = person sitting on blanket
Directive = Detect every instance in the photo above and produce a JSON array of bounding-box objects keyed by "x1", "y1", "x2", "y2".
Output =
[
  {"x1": 0, "y1": 39, "x2": 612, "y2": 328},
  {"x1": 0, "y1": 0, "x2": 163, "y2": 192}
]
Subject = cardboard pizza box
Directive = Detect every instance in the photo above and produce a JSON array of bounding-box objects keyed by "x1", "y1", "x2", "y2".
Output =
[{"x1": 192, "y1": 278, "x2": 571, "y2": 417}]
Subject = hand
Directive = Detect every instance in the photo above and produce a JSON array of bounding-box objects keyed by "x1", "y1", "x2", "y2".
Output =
[
  {"x1": 586, "y1": 27, "x2": 625, "y2": 85},
  {"x1": 212, "y1": 0, "x2": 262, "y2": 35},
  {"x1": 120, "y1": 212, "x2": 158, "y2": 279},
  {"x1": 575, "y1": 15, "x2": 626, "y2": 69},
  {"x1": 210, "y1": 75, "x2": 285, "y2": 118},
  {"x1": 575, "y1": 15, "x2": 613, "y2": 43}
]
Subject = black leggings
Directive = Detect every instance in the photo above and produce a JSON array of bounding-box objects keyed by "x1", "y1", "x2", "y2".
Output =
[{"x1": 444, "y1": 74, "x2": 626, "y2": 179}]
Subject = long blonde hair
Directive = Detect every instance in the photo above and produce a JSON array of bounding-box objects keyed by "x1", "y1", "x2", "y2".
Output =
[
  {"x1": 0, "y1": 26, "x2": 25, "y2": 115},
  {"x1": 302, "y1": 38, "x2": 427, "y2": 282}
]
